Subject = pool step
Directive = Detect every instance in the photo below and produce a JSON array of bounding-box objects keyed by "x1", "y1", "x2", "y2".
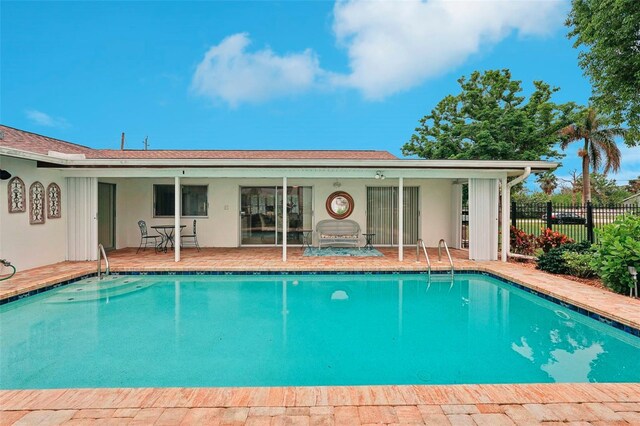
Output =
[{"x1": 46, "y1": 276, "x2": 150, "y2": 303}]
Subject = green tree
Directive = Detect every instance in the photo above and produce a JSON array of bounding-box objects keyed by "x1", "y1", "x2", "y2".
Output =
[
  {"x1": 536, "y1": 171, "x2": 558, "y2": 195},
  {"x1": 402, "y1": 70, "x2": 575, "y2": 161},
  {"x1": 577, "y1": 173, "x2": 631, "y2": 205},
  {"x1": 560, "y1": 107, "x2": 625, "y2": 204},
  {"x1": 626, "y1": 176, "x2": 640, "y2": 194},
  {"x1": 566, "y1": 0, "x2": 640, "y2": 146}
]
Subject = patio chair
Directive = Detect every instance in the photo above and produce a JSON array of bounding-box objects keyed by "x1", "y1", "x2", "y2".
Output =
[
  {"x1": 137, "y1": 220, "x2": 161, "y2": 254},
  {"x1": 181, "y1": 219, "x2": 201, "y2": 251}
]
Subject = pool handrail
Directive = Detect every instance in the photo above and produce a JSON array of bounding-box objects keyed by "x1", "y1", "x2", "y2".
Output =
[
  {"x1": 438, "y1": 239, "x2": 454, "y2": 277},
  {"x1": 415, "y1": 239, "x2": 431, "y2": 279},
  {"x1": 98, "y1": 244, "x2": 110, "y2": 280}
]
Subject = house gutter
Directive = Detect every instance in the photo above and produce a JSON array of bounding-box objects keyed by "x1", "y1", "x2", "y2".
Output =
[{"x1": 502, "y1": 166, "x2": 532, "y2": 262}]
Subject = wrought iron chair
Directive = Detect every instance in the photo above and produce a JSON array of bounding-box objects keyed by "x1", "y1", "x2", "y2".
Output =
[
  {"x1": 181, "y1": 219, "x2": 201, "y2": 251},
  {"x1": 137, "y1": 220, "x2": 161, "y2": 253}
]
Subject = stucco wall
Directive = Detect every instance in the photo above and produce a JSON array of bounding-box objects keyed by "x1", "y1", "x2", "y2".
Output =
[
  {"x1": 106, "y1": 177, "x2": 455, "y2": 249},
  {"x1": 0, "y1": 156, "x2": 67, "y2": 271}
]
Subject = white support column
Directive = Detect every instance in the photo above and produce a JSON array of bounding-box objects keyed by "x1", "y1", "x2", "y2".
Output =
[
  {"x1": 174, "y1": 176, "x2": 181, "y2": 262},
  {"x1": 501, "y1": 176, "x2": 509, "y2": 262},
  {"x1": 398, "y1": 177, "x2": 404, "y2": 261},
  {"x1": 282, "y1": 176, "x2": 287, "y2": 262}
]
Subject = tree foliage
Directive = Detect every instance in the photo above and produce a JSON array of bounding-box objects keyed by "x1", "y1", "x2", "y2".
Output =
[
  {"x1": 536, "y1": 171, "x2": 558, "y2": 195},
  {"x1": 402, "y1": 70, "x2": 575, "y2": 161},
  {"x1": 627, "y1": 176, "x2": 640, "y2": 194},
  {"x1": 560, "y1": 107, "x2": 625, "y2": 203},
  {"x1": 566, "y1": 0, "x2": 640, "y2": 146}
]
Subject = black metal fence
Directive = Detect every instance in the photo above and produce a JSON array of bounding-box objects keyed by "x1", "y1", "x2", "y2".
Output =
[{"x1": 511, "y1": 201, "x2": 640, "y2": 243}]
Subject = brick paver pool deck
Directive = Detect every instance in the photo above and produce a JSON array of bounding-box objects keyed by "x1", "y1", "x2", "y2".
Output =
[{"x1": 1, "y1": 247, "x2": 639, "y2": 425}]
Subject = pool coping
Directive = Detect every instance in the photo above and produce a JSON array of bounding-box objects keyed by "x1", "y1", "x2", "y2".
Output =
[
  {"x1": 1, "y1": 266, "x2": 639, "y2": 337},
  {"x1": 2, "y1": 264, "x2": 640, "y2": 424}
]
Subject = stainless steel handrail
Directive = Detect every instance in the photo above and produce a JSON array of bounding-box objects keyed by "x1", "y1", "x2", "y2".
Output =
[
  {"x1": 437, "y1": 239, "x2": 454, "y2": 276},
  {"x1": 98, "y1": 243, "x2": 110, "y2": 279},
  {"x1": 416, "y1": 239, "x2": 431, "y2": 278}
]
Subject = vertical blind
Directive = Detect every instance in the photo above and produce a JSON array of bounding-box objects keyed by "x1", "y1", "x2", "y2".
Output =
[{"x1": 366, "y1": 187, "x2": 419, "y2": 245}]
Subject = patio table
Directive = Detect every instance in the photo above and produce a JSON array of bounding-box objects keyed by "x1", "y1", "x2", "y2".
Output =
[{"x1": 151, "y1": 225, "x2": 186, "y2": 253}]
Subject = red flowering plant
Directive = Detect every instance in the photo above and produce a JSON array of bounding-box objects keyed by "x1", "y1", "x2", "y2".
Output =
[
  {"x1": 510, "y1": 226, "x2": 538, "y2": 256},
  {"x1": 537, "y1": 228, "x2": 573, "y2": 253}
]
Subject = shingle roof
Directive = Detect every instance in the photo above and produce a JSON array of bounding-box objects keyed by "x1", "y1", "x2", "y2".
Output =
[{"x1": 0, "y1": 125, "x2": 397, "y2": 160}]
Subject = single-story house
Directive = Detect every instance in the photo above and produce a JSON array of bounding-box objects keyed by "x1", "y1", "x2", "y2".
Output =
[
  {"x1": 622, "y1": 193, "x2": 640, "y2": 207},
  {"x1": 0, "y1": 125, "x2": 557, "y2": 271}
]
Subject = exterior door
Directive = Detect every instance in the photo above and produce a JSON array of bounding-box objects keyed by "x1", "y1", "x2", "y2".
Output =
[
  {"x1": 240, "y1": 186, "x2": 313, "y2": 245},
  {"x1": 98, "y1": 183, "x2": 116, "y2": 250}
]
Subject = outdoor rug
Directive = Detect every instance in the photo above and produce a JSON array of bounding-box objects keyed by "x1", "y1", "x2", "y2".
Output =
[{"x1": 303, "y1": 247, "x2": 383, "y2": 257}]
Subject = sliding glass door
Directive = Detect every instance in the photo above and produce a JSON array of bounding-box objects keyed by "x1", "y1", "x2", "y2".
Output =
[
  {"x1": 366, "y1": 187, "x2": 419, "y2": 245},
  {"x1": 240, "y1": 186, "x2": 312, "y2": 245}
]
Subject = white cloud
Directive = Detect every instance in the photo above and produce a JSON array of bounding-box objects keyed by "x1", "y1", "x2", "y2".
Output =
[
  {"x1": 191, "y1": 33, "x2": 325, "y2": 107},
  {"x1": 25, "y1": 109, "x2": 69, "y2": 128},
  {"x1": 191, "y1": 1, "x2": 566, "y2": 105},
  {"x1": 332, "y1": 0, "x2": 566, "y2": 99}
]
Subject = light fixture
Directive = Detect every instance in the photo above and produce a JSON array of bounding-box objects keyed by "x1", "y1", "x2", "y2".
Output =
[
  {"x1": 375, "y1": 171, "x2": 385, "y2": 180},
  {"x1": 333, "y1": 181, "x2": 342, "y2": 188},
  {"x1": 629, "y1": 266, "x2": 638, "y2": 298}
]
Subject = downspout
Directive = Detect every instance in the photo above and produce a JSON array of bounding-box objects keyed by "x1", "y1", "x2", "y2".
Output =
[{"x1": 503, "y1": 167, "x2": 531, "y2": 261}]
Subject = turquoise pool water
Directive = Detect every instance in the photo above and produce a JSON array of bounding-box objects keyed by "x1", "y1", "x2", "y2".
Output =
[{"x1": 1, "y1": 273, "x2": 639, "y2": 389}]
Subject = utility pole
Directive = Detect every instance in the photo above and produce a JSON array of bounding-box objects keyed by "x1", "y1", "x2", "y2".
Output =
[
  {"x1": 143, "y1": 136, "x2": 150, "y2": 150},
  {"x1": 120, "y1": 132, "x2": 125, "y2": 150}
]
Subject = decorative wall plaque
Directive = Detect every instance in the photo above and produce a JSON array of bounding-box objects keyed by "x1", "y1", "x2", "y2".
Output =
[
  {"x1": 29, "y1": 181, "x2": 45, "y2": 224},
  {"x1": 47, "y1": 182, "x2": 62, "y2": 219},
  {"x1": 8, "y1": 177, "x2": 26, "y2": 213}
]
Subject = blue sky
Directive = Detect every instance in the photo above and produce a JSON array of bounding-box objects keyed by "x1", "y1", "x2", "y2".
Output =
[{"x1": 1, "y1": 1, "x2": 637, "y2": 188}]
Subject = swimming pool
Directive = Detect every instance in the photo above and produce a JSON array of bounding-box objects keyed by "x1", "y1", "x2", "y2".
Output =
[{"x1": 1, "y1": 273, "x2": 638, "y2": 389}]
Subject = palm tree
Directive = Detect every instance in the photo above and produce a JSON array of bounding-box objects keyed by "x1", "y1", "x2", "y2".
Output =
[
  {"x1": 560, "y1": 107, "x2": 625, "y2": 204},
  {"x1": 536, "y1": 172, "x2": 558, "y2": 195}
]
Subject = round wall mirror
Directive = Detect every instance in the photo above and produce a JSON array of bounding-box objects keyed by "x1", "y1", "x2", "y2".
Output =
[{"x1": 325, "y1": 191, "x2": 354, "y2": 219}]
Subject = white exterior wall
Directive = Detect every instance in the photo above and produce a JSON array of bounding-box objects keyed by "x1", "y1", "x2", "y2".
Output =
[
  {"x1": 107, "y1": 177, "x2": 455, "y2": 249},
  {"x1": 0, "y1": 156, "x2": 67, "y2": 270}
]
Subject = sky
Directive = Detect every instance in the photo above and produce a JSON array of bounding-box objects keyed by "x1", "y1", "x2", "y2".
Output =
[{"x1": 1, "y1": 0, "x2": 637, "y2": 189}]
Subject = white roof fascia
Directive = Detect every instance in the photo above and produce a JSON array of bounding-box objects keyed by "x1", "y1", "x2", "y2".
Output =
[
  {"x1": 47, "y1": 150, "x2": 86, "y2": 160},
  {"x1": 0, "y1": 147, "x2": 70, "y2": 165},
  {"x1": 60, "y1": 167, "x2": 526, "y2": 180}
]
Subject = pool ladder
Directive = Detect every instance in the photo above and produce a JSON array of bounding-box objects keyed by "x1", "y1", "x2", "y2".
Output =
[
  {"x1": 438, "y1": 239, "x2": 454, "y2": 277},
  {"x1": 415, "y1": 239, "x2": 431, "y2": 279},
  {"x1": 98, "y1": 243, "x2": 110, "y2": 280}
]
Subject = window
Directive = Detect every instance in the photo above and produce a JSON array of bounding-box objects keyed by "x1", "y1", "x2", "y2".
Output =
[{"x1": 153, "y1": 185, "x2": 208, "y2": 217}]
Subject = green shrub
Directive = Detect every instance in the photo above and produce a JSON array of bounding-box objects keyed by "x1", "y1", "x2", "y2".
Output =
[
  {"x1": 562, "y1": 251, "x2": 596, "y2": 278},
  {"x1": 537, "y1": 241, "x2": 592, "y2": 274},
  {"x1": 590, "y1": 215, "x2": 640, "y2": 294}
]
